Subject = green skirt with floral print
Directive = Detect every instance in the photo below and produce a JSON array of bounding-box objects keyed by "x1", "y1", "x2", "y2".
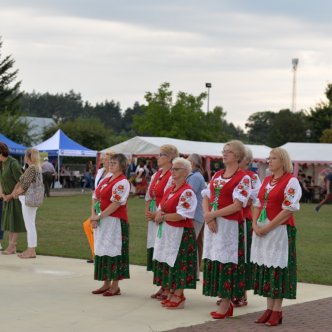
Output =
[
  {"x1": 245, "y1": 219, "x2": 253, "y2": 290},
  {"x1": 152, "y1": 227, "x2": 197, "y2": 290},
  {"x1": 203, "y1": 223, "x2": 246, "y2": 299},
  {"x1": 147, "y1": 248, "x2": 154, "y2": 271},
  {"x1": 252, "y1": 225, "x2": 297, "y2": 299},
  {"x1": 94, "y1": 220, "x2": 130, "y2": 281}
]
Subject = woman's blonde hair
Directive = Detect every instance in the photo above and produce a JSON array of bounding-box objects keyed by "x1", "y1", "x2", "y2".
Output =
[
  {"x1": 172, "y1": 157, "x2": 192, "y2": 174},
  {"x1": 25, "y1": 148, "x2": 41, "y2": 169},
  {"x1": 160, "y1": 144, "x2": 179, "y2": 161},
  {"x1": 224, "y1": 140, "x2": 246, "y2": 163},
  {"x1": 270, "y1": 147, "x2": 293, "y2": 173}
]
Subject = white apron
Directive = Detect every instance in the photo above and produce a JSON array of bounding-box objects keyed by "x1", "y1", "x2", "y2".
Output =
[
  {"x1": 202, "y1": 217, "x2": 239, "y2": 264},
  {"x1": 147, "y1": 220, "x2": 158, "y2": 249},
  {"x1": 250, "y1": 218, "x2": 289, "y2": 268},
  {"x1": 94, "y1": 216, "x2": 122, "y2": 257},
  {"x1": 153, "y1": 222, "x2": 184, "y2": 267}
]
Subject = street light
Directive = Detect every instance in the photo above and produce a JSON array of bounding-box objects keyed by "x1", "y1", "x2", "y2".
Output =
[
  {"x1": 291, "y1": 58, "x2": 299, "y2": 112},
  {"x1": 205, "y1": 83, "x2": 212, "y2": 112}
]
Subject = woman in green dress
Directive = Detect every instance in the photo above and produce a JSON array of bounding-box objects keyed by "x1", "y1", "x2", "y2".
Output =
[{"x1": 0, "y1": 142, "x2": 25, "y2": 254}]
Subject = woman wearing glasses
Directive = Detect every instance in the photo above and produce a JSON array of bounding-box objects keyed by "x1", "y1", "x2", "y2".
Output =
[
  {"x1": 251, "y1": 148, "x2": 301, "y2": 326},
  {"x1": 90, "y1": 154, "x2": 130, "y2": 297},
  {"x1": 145, "y1": 144, "x2": 178, "y2": 300},
  {"x1": 152, "y1": 157, "x2": 197, "y2": 309},
  {"x1": 202, "y1": 140, "x2": 251, "y2": 319}
]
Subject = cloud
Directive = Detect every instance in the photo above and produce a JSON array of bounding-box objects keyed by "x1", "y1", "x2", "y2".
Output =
[{"x1": 0, "y1": 1, "x2": 332, "y2": 129}]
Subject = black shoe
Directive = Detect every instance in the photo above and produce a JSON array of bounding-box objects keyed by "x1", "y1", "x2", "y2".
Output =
[
  {"x1": 86, "y1": 259, "x2": 94, "y2": 263},
  {"x1": 315, "y1": 206, "x2": 320, "y2": 213}
]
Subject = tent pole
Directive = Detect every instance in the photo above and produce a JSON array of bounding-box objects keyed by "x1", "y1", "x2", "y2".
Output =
[{"x1": 58, "y1": 154, "x2": 61, "y2": 188}]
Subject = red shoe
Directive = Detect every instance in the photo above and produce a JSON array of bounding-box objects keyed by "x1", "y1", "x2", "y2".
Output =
[
  {"x1": 91, "y1": 287, "x2": 110, "y2": 295},
  {"x1": 150, "y1": 287, "x2": 164, "y2": 299},
  {"x1": 255, "y1": 309, "x2": 272, "y2": 323},
  {"x1": 165, "y1": 294, "x2": 186, "y2": 310},
  {"x1": 211, "y1": 303, "x2": 233, "y2": 319},
  {"x1": 103, "y1": 288, "x2": 121, "y2": 297},
  {"x1": 265, "y1": 311, "x2": 282, "y2": 326}
]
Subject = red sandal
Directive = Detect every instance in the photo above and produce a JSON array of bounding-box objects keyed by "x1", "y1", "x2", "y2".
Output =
[
  {"x1": 211, "y1": 303, "x2": 233, "y2": 319},
  {"x1": 255, "y1": 309, "x2": 272, "y2": 323},
  {"x1": 164, "y1": 294, "x2": 186, "y2": 310},
  {"x1": 265, "y1": 311, "x2": 282, "y2": 326}
]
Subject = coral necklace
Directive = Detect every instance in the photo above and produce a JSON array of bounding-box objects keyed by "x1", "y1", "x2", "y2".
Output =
[{"x1": 270, "y1": 173, "x2": 285, "y2": 186}]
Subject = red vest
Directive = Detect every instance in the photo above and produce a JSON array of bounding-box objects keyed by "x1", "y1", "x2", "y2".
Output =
[
  {"x1": 95, "y1": 174, "x2": 129, "y2": 222},
  {"x1": 148, "y1": 169, "x2": 172, "y2": 206},
  {"x1": 159, "y1": 183, "x2": 194, "y2": 228},
  {"x1": 258, "y1": 173, "x2": 295, "y2": 227},
  {"x1": 243, "y1": 170, "x2": 256, "y2": 220},
  {"x1": 209, "y1": 169, "x2": 246, "y2": 223}
]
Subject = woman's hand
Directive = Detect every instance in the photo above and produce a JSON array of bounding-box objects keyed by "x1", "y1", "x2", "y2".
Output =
[
  {"x1": 206, "y1": 219, "x2": 217, "y2": 233},
  {"x1": 204, "y1": 211, "x2": 216, "y2": 223},
  {"x1": 154, "y1": 211, "x2": 164, "y2": 224},
  {"x1": 252, "y1": 222, "x2": 266, "y2": 237},
  {"x1": 3, "y1": 194, "x2": 13, "y2": 202},
  {"x1": 90, "y1": 219, "x2": 98, "y2": 229},
  {"x1": 146, "y1": 211, "x2": 156, "y2": 221}
]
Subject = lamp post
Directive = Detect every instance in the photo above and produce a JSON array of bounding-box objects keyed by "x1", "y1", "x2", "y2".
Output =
[
  {"x1": 306, "y1": 128, "x2": 312, "y2": 142},
  {"x1": 205, "y1": 83, "x2": 212, "y2": 112},
  {"x1": 291, "y1": 58, "x2": 299, "y2": 112}
]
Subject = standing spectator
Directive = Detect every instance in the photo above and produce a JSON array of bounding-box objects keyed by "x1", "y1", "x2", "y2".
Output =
[
  {"x1": 135, "y1": 160, "x2": 148, "y2": 197},
  {"x1": 186, "y1": 153, "x2": 207, "y2": 279},
  {"x1": 202, "y1": 140, "x2": 251, "y2": 319},
  {"x1": 251, "y1": 148, "x2": 301, "y2": 326},
  {"x1": 82, "y1": 161, "x2": 94, "y2": 192},
  {"x1": 0, "y1": 188, "x2": 3, "y2": 250},
  {"x1": 90, "y1": 154, "x2": 130, "y2": 296},
  {"x1": 11, "y1": 148, "x2": 43, "y2": 258},
  {"x1": 0, "y1": 142, "x2": 25, "y2": 255},
  {"x1": 315, "y1": 165, "x2": 332, "y2": 212},
  {"x1": 41, "y1": 157, "x2": 55, "y2": 197}
]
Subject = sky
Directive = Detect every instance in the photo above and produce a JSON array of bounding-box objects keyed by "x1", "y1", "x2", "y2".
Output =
[{"x1": 1, "y1": 0, "x2": 332, "y2": 129}]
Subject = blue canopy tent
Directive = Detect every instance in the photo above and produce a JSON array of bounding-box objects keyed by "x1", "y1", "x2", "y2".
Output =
[
  {"x1": 0, "y1": 133, "x2": 27, "y2": 155},
  {"x1": 34, "y1": 129, "x2": 97, "y2": 187}
]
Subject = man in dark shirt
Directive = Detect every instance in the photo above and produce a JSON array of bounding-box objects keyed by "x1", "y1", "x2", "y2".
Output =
[{"x1": 315, "y1": 166, "x2": 332, "y2": 212}]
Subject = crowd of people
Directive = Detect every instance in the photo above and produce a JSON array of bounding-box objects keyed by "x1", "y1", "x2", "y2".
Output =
[{"x1": 0, "y1": 139, "x2": 309, "y2": 327}]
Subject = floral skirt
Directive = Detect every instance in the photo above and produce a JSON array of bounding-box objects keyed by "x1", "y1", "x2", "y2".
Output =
[
  {"x1": 252, "y1": 226, "x2": 297, "y2": 299},
  {"x1": 203, "y1": 223, "x2": 246, "y2": 299},
  {"x1": 94, "y1": 221, "x2": 130, "y2": 281},
  {"x1": 245, "y1": 219, "x2": 253, "y2": 290},
  {"x1": 152, "y1": 228, "x2": 197, "y2": 290},
  {"x1": 147, "y1": 247, "x2": 154, "y2": 271}
]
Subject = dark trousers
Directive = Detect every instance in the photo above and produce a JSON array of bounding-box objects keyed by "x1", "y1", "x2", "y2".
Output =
[
  {"x1": 0, "y1": 199, "x2": 3, "y2": 240},
  {"x1": 43, "y1": 172, "x2": 53, "y2": 197}
]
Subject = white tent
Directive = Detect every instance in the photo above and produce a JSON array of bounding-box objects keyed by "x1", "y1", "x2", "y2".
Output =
[
  {"x1": 281, "y1": 142, "x2": 332, "y2": 187},
  {"x1": 102, "y1": 136, "x2": 270, "y2": 179},
  {"x1": 102, "y1": 136, "x2": 270, "y2": 160}
]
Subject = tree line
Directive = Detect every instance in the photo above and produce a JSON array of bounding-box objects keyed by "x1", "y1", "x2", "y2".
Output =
[{"x1": 1, "y1": 36, "x2": 332, "y2": 150}]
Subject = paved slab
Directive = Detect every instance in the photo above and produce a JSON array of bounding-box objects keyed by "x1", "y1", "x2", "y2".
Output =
[{"x1": 1, "y1": 255, "x2": 331, "y2": 332}]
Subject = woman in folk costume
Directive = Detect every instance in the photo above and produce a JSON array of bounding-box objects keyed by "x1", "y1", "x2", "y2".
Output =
[
  {"x1": 202, "y1": 140, "x2": 251, "y2": 319},
  {"x1": 251, "y1": 148, "x2": 301, "y2": 326},
  {"x1": 83, "y1": 153, "x2": 112, "y2": 263},
  {"x1": 145, "y1": 144, "x2": 178, "y2": 300},
  {"x1": 90, "y1": 154, "x2": 130, "y2": 297},
  {"x1": 231, "y1": 147, "x2": 261, "y2": 307},
  {"x1": 152, "y1": 157, "x2": 197, "y2": 309}
]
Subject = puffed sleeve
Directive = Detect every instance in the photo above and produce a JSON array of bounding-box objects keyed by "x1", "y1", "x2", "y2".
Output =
[
  {"x1": 110, "y1": 179, "x2": 130, "y2": 205},
  {"x1": 233, "y1": 175, "x2": 251, "y2": 207},
  {"x1": 176, "y1": 189, "x2": 197, "y2": 219},
  {"x1": 145, "y1": 172, "x2": 157, "y2": 201},
  {"x1": 250, "y1": 173, "x2": 262, "y2": 206},
  {"x1": 282, "y1": 177, "x2": 302, "y2": 211}
]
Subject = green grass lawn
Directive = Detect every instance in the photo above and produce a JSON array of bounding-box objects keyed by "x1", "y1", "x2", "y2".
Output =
[{"x1": 2, "y1": 194, "x2": 332, "y2": 285}]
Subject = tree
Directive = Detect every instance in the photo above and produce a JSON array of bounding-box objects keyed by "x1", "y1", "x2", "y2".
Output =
[
  {"x1": 0, "y1": 36, "x2": 31, "y2": 144},
  {"x1": 320, "y1": 128, "x2": 332, "y2": 143},
  {"x1": 42, "y1": 117, "x2": 123, "y2": 151},
  {"x1": 121, "y1": 102, "x2": 143, "y2": 136},
  {"x1": 307, "y1": 84, "x2": 332, "y2": 142},
  {"x1": 133, "y1": 82, "x2": 240, "y2": 142}
]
